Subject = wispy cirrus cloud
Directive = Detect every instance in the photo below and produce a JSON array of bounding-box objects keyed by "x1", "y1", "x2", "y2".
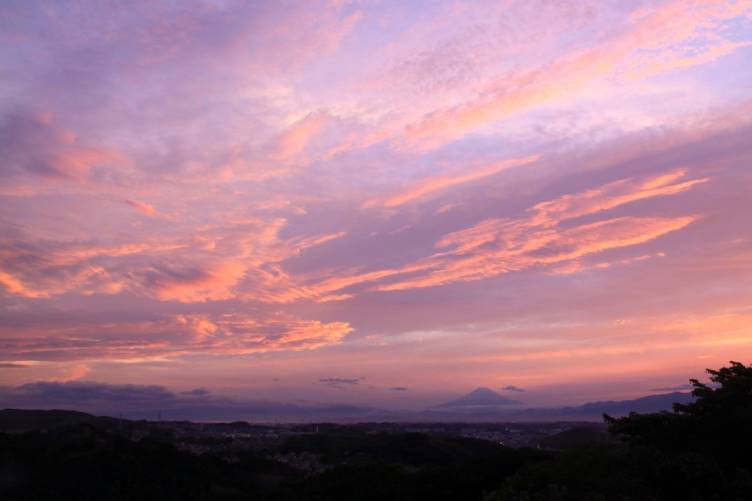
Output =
[
  {"x1": 294, "y1": 168, "x2": 704, "y2": 299},
  {"x1": 0, "y1": 312, "x2": 352, "y2": 363},
  {"x1": 0, "y1": 218, "x2": 345, "y2": 302},
  {"x1": 395, "y1": 0, "x2": 752, "y2": 151},
  {"x1": 123, "y1": 199, "x2": 158, "y2": 217},
  {"x1": 364, "y1": 154, "x2": 540, "y2": 208}
]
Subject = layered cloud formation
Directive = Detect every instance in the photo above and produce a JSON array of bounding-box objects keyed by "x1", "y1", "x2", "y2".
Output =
[{"x1": 1, "y1": 0, "x2": 751, "y2": 408}]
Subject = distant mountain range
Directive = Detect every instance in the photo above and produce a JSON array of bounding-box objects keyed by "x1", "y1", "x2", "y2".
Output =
[
  {"x1": 508, "y1": 391, "x2": 695, "y2": 421},
  {"x1": 574, "y1": 391, "x2": 694, "y2": 415},
  {"x1": 0, "y1": 390, "x2": 695, "y2": 424},
  {"x1": 418, "y1": 389, "x2": 694, "y2": 422},
  {"x1": 437, "y1": 387, "x2": 520, "y2": 408}
]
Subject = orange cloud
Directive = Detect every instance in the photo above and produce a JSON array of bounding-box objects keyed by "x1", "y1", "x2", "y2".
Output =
[
  {"x1": 147, "y1": 262, "x2": 248, "y2": 302},
  {"x1": 530, "y1": 169, "x2": 707, "y2": 227},
  {"x1": 52, "y1": 147, "x2": 123, "y2": 179},
  {"x1": 161, "y1": 314, "x2": 353, "y2": 356},
  {"x1": 0, "y1": 271, "x2": 48, "y2": 298},
  {"x1": 298, "y1": 168, "x2": 706, "y2": 298},
  {"x1": 270, "y1": 111, "x2": 331, "y2": 163},
  {"x1": 398, "y1": 0, "x2": 752, "y2": 150},
  {"x1": 0, "y1": 216, "x2": 347, "y2": 304},
  {"x1": 375, "y1": 216, "x2": 697, "y2": 292},
  {"x1": 549, "y1": 252, "x2": 666, "y2": 275},
  {"x1": 0, "y1": 167, "x2": 709, "y2": 304},
  {"x1": 0, "y1": 313, "x2": 352, "y2": 362},
  {"x1": 0, "y1": 265, "x2": 120, "y2": 299},
  {"x1": 58, "y1": 364, "x2": 91, "y2": 382},
  {"x1": 123, "y1": 199, "x2": 158, "y2": 217},
  {"x1": 365, "y1": 154, "x2": 540, "y2": 208}
]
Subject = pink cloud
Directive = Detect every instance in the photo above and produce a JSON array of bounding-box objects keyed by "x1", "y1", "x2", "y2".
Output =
[
  {"x1": 0, "y1": 313, "x2": 352, "y2": 362},
  {"x1": 0, "y1": 217, "x2": 346, "y2": 303},
  {"x1": 395, "y1": 0, "x2": 752, "y2": 150},
  {"x1": 374, "y1": 215, "x2": 697, "y2": 292},
  {"x1": 123, "y1": 199, "x2": 158, "y2": 217},
  {"x1": 294, "y1": 168, "x2": 705, "y2": 299},
  {"x1": 269, "y1": 111, "x2": 332, "y2": 164},
  {"x1": 58, "y1": 364, "x2": 91, "y2": 382},
  {"x1": 0, "y1": 112, "x2": 127, "y2": 183},
  {"x1": 364, "y1": 154, "x2": 540, "y2": 208}
]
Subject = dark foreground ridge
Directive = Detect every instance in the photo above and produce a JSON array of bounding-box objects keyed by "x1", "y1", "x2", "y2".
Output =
[{"x1": 1, "y1": 361, "x2": 750, "y2": 501}]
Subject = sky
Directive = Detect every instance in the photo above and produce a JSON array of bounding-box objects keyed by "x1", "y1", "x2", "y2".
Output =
[{"x1": 1, "y1": 0, "x2": 752, "y2": 416}]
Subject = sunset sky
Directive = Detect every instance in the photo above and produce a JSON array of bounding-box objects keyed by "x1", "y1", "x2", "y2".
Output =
[{"x1": 1, "y1": 0, "x2": 752, "y2": 414}]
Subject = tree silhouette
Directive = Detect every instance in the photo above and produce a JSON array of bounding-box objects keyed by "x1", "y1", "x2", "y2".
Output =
[
  {"x1": 606, "y1": 361, "x2": 752, "y2": 468},
  {"x1": 486, "y1": 362, "x2": 752, "y2": 501}
]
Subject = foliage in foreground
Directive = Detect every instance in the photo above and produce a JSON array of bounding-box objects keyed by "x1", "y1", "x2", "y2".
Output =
[{"x1": 486, "y1": 361, "x2": 752, "y2": 501}]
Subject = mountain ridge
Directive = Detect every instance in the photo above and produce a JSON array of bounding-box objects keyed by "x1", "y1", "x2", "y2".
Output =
[
  {"x1": 437, "y1": 387, "x2": 521, "y2": 407},
  {"x1": 1, "y1": 391, "x2": 694, "y2": 425}
]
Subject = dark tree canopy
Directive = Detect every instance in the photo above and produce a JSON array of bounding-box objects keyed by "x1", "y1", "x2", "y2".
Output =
[
  {"x1": 606, "y1": 361, "x2": 752, "y2": 468},
  {"x1": 672, "y1": 361, "x2": 752, "y2": 418},
  {"x1": 486, "y1": 362, "x2": 752, "y2": 501}
]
